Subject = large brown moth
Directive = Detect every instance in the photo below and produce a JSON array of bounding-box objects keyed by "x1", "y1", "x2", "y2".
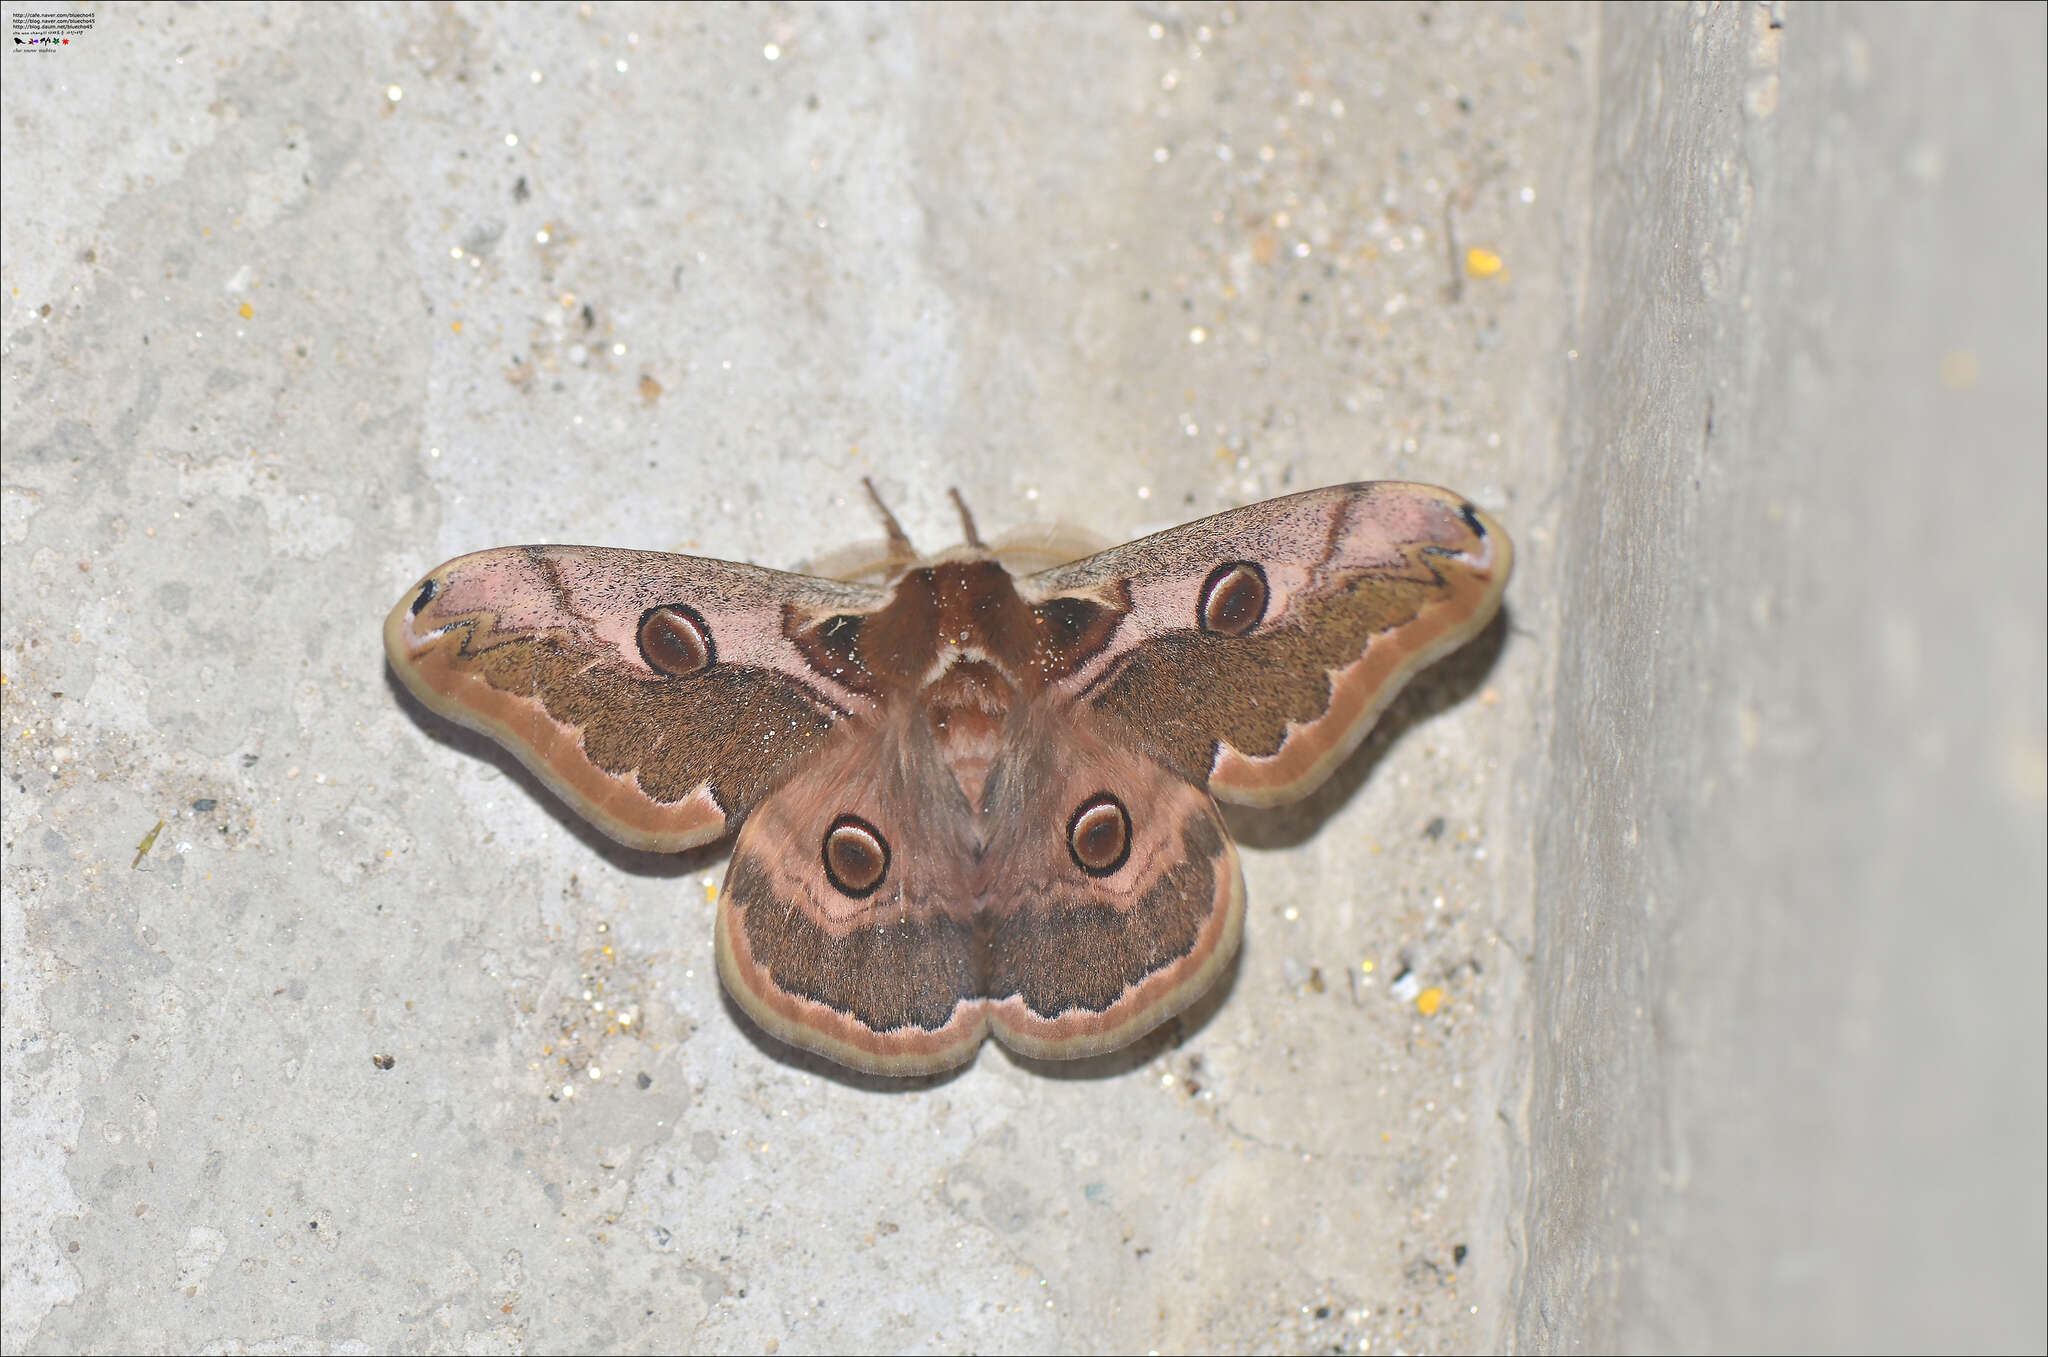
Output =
[{"x1": 384, "y1": 482, "x2": 1511, "y2": 1075}]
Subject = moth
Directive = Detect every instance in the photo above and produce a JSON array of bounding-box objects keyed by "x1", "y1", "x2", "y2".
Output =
[{"x1": 384, "y1": 481, "x2": 1511, "y2": 1075}]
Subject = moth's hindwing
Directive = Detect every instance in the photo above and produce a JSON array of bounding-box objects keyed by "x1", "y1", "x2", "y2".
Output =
[
  {"x1": 713, "y1": 706, "x2": 1248, "y2": 1075},
  {"x1": 713, "y1": 712, "x2": 989, "y2": 1075},
  {"x1": 976, "y1": 707, "x2": 1248, "y2": 1063}
]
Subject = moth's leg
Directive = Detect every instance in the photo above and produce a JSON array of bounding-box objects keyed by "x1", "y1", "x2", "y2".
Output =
[
  {"x1": 861, "y1": 477, "x2": 921, "y2": 570},
  {"x1": 946, "y1": 488, "x2": 986, "y2": 550}
]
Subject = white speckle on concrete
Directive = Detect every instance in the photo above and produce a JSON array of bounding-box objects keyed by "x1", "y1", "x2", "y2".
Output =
[{"x1": 173, "y1": 1226, "x2": 228, "y2": 1295}]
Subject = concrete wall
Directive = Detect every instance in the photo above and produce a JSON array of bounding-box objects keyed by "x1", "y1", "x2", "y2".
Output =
[
  {"x1": 2, "y1": 3, "x2": 2040, "y2": 1353},
  {"x1": 1518, "y1": 5, "x2": 2046, "y2": 1352},
  {"x1": 2, "y1": 6, "x2": 1578, "y2": 1352}
]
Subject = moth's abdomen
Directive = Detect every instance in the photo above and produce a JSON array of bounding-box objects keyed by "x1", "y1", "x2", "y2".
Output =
[{"x1": 921, "y1": 659, "x2": 1016, "y2": 809}]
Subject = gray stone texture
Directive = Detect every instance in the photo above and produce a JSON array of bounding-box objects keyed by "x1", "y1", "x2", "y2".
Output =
[
  {"x1": 2, "y1": 3, "x2": 2040, "y2": 1354},
  {"x1": 1517, "y1": 5, "x2": 2046, "y2": 1353}
]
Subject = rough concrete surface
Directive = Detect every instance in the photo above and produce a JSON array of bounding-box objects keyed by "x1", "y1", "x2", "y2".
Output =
[
  {"x1": 1515, "y1": 5, "x2": 2046, "y2": 1353},
  {"x1": 2, "y1": 3, "x2": 2041, "y2": 1355},
  {"x1": 3, "y1": 4, "x2": 1577, "y2": 1353}
]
